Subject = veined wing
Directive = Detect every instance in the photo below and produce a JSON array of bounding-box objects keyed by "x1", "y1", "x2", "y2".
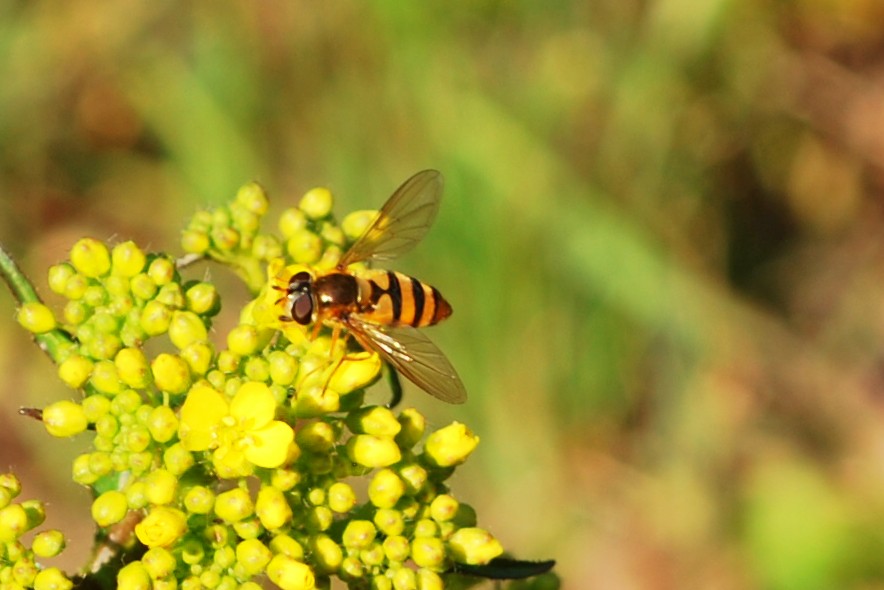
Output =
[
  {"x1": 338, "y1": 170, "x2": 443, "y2": 267},
  {"x1": 346, "y1": 315, "x2": 466, "y2": 404}
]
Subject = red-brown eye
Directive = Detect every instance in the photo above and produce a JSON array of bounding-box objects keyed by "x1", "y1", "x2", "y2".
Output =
[{"x1": 292, "y1": 293, "x2": 313, "y2": 325}]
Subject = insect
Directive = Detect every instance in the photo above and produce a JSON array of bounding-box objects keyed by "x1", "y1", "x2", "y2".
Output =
[{"x1": 277, "y1": 169, "x2": 466, "y2": 404}]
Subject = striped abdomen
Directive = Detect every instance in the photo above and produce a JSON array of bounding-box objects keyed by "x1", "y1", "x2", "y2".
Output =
[{"x1": 355, "y1": 269, "x2": 451, "y2": 327}]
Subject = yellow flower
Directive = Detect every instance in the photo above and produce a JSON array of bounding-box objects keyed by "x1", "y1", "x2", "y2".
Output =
[{"x1": 179, "y1": 381, "x2": 294, "y2": 477}]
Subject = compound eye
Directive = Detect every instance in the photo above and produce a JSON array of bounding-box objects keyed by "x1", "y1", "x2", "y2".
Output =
[
  {"x1": 291, "y1": 271, "x2": 311, "y2": 285},
  {"x1": 292, "y1": 293, "x2": 314, "y2": 325}
]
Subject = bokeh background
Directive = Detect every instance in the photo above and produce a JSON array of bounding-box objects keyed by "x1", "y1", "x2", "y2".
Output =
[{"x1": 3, "y1": 1, "x2": 884, "y2": 588}]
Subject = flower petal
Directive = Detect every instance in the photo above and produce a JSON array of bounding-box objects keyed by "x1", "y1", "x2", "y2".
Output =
[
  {"x1": 231, "y1": 381, "x2": 276, "y2": 429},
  {"x1": 179, "y1": 383, "x2": 228, "y2": 451},
  {"x1": 245, "y1": 421, "x2": 295, "y2": 468}
]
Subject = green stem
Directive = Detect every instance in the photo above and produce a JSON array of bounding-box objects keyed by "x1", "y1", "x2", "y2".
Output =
[{"x1": 0, "y1": 244, "x2": 75, "y2": 364}]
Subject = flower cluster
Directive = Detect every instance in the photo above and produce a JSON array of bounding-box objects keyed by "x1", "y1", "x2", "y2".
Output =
[
  {"x1": 0, "y1": 474, "x2": 70, "y2": 590},
  {"x1": 13, "y1": 181, "x2": 507, "y2": 590}
]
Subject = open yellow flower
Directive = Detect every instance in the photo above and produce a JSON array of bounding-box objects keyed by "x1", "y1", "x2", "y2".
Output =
[{"x1": 179, "y1": 381, "x2": 294, "y2": 478}]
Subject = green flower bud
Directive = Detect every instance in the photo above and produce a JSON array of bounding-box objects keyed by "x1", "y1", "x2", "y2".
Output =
[
  {"x1": 413, "y1": 519, "x2": 437, "y2": 539},
  {"x1": 372, "y1": 575, "x2": 392, "y2": 590},
  {"x1": 244, "y1": 356, "x2": 270, "y2": 382},
  {"x1": 141, "y1": 547, "x2": 177, "y2": 579},
  {"x1": 111, "y1": 241, "x2": 147, "y2": 277},
  {"x1": 83, "y1": 284, "x2": 108, "y2": 307},
  {"x1": 252, "y1": 234, "x2": 283, "y2": 261},
  {"x1": 294, "y1": 384, "x2": 340, "y2": 417},
  {"x1": 125, "y1": 481, "x2": 148, "y2": 510},
  {"x1": 286, "y1": 230, "x2": 322, "y2": 264},
  {"x1": 327, "y1": 482, "x2": 356, "y2": 514},
  {"x1": 311, "y1": 534, "x2": 343, "y2": 574},
  {"x1": 446, "y1": 528, "x2": 503, "y2": 565},
  {"x1": 212, "y1": 226, "x2": 240, "y2": 251},
  {"x1": 267, "y1": 350, "x2": 298, "y2": 386},
  {"x1": 235, "y1": 538, "x2": 272, "y2": 577},
  {"x1": 85, "y1": 331, "x2": 122, "y2": 360},
  {"x1": 214, "y1": 488, "x2": 254, "y2": 523},
  {"x1": 134, "y1": 507, "x2": 187, "y2": 548},
  {"x1": 63, "y1": 273, "x2": 89, "y2": 300},
  {"x1": 374, "y1": 508, "x2": 405, "y2": 537},
  {"x1": 70, "y1": 238, "x2": 111, "y2": 278},
  {"x1": 152, "y1": 353, "x2": 191, "y2": 394},
  {"x1": 33, "y1": 567, "x2": 72, "y2": 590},
  {"x1": 342, "y1": 520, "x2": 376, "y2": 550},
  {"x1": 423, "y1": 422, "x2": 479, "y2": 467},
  {"x1": 43, "y1": 400, "x2": 88, "y2": 438},
  {"x1": 63, "y1": 300, "x2": 90, "y2": 325},
  {"x1": 295, "y1": 421, "x2": 337, "y2": 453},
  {"x1": 185, "y1": 282, "x2": 220, "y2": 315},
  {"x1": 147, "y1": 257, "x2": 176, "y2": 286},
  {"x1": 396, "y1": 408, "x2": 425, "y2": 449},
  {"x1": 90, "y1": 360, "x2": 124, "y2": 394},
  {"x1": 347, "y1": 406, "x2": 401, "y2": 437},
  {"x1": 183, "y1": 486, "x2": 215, "y2": 515},
  {"x1": 155, "y1": 283, "x2": 185, "y2": 309},
  {"x1": 140, "y1": 300, "x2": 172, "y2": 335},
  {"x1": 236, "y1": 182, "x2": 269, "y2": 215},
  {"x1": 143, "y1": 469, "x2": 178, "y2": 506},
  {"x1": 266, "y1": 555, "x2": 315, "y2": 590},
  {"x1": 368, "y1": 469, "x2": 405, "y2": 509},
  {"x1": 320, "y1": 223, "x2": 345, "y2": 247},
  {"x1": 307, "y1": 506, "x2": 333, "y2": 532},
  {"x1": 181, "y1": 229, "x2": 211, "y2": 254},
  {"x1": 16, "y1": 302, "x2": 57, "y2": 334},
  {"x1": 117, "y1": 561, "x2": 151, "y2": 590},
  {"x1": 410, "y1": 537, "x2": 445, "y2": 570},
  {"x1": 32, "y1": 529, "x2": 66, "y2": 558},
  {"x1": 147, "y1": 405, "x2": 178, "y2": 443},
  {"x1": 168, "y1": 311, "x2": 208, "y2": 350},
  {"x1": 58, "y1": 355, "x2": 93, "y2": 389},
  {"x1": 255, "y1": 486, "x2": 292, "y2": 531},
  {"x1": 47, "y1": 263, "x2": 76, "y2": 295},
  {"x1": 130, "y1": 273, "x2": 158, "y2": 300},
  {"x1": 91, "y1": 491, "x2": 129, "y2": 527},
  {"x1": 429, "y1": 494, "x2": 459, "y2": 523},
  {"x1": 340, "y1": 556, "x2": 364, "y2": 580},
  {"x1": 347, "y1": 435, "x2": 401, "y2": 468},
  {"x1": 360, "y1": 541, "x2": 385, "y2": 567},
  {"x1": 269, "y1": 534, "x2": 304, "y2": 559}
]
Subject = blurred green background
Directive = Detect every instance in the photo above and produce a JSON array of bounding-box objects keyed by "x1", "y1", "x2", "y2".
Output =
[{"x1": 4, "y1": 1, "x2": 884, "y2": 588}]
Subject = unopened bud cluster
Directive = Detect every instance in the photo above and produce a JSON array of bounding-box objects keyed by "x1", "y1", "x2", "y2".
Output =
[
  {"x1": 0, "y1": 474, "x2": 71, "y2": 590},
  {"x1": 14, "y1": 182, "x2": 503, "y2": 589}
]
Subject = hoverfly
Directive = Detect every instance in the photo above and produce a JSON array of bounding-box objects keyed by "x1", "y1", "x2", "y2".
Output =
[{"x1": 277, "y1": 169, "x2": 466, "y2": 404}]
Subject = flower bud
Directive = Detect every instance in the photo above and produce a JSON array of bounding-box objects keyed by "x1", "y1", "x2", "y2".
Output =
[
  {"x1": 141, "y1": 547, "x2": 177, "y2": 579},
  {"x1": 0, "y1": 504, "x2": 28, "y2": 541},
  {"x1": 117, "y1": 561, "x2": 151, "y2": 590},
  {"x1": 152, "y1": 353, "x2": 191, "y2": 394},
  {"x1": 368, "y1": 469, "x2": 405, "y2": 509},
  {"x1": 111, "y1": 241, "x2": 147, "y2": 277},
  {"x1": 43, "y1": 400, "x2": 88, "y2": 438},
  {"x1": 342, "y1": 520, "x2": 376, "y2": 550},
  {"x1": 423, "y1": 422, "x2": 479, "y2": 467},
  {"x1": 134, "y1": 507, "x2": 187, "y2": 548},
  {"x1": 70, "y1": 238, "x2": 111, "y2": 278},
  {"x1": 311, "y1": 534, "x2": 343, "y2": 574},
  {"x1": 341, "y1": 210, "x2": 378, "y2": 241},
  {"x1": 147, "y1": 405, "x2": 179, "y2": 443},
  {"x1": 33, "y1": 567, "x2": 73, "y2": 590},
  {"x1": 266, "y1": 555, "x2": 315, "y2": 590},
  {"x1": 286, "y1": 230, "x2": 322, "y2": 264},
  {"x1": 214, "y1": 488, "x2": 254, "y2": 523},
  {"x1": 346, "y1": 406, "x2": 400, "y2": 437},
  {"x1": 32, "y1": 529, "x2": 66, "y2": 558},
  {"x1": 410, "y1": 537, "x2": 446, "y2": 570},
  {"x1": 91, "y1": 491, "x2": 129, "y2": 527},
  {"x1": 327, "y1": 482, "x2": 356, "y2": 514},
  {"x1": 299, "y1": 187, "x2": 333, "y2": 219},
  {"x1": 183, "y1": 486, "x2": 215, "y2": 515},
  {"x1": 347, "y1": 435, "x2": 401, "y2": 468},
  {"x1": 17, "y1": 302, "x2": 57, "y2": 334},
  {"x1": 147, "y1": 257, "x2": 175, "y2": 286},
  {"x1": 382, "y1": 535, "x2": 410, "y2": 563},
  {"x1": 143, "y1": 468, "x2": 178, "y2": 506},
  {"x1": 236, "y1": 538, "x2": 272, "y2": 576},
  {"x1": 58, "y1": 355, "x2": 93, "y2": 389},
  {"x1": 329, "y1": 352, "x2": 381, "y2": 394},
  {"x1": 396, "y1": 408, "x2": 426, "y2": 449},
  {"x1": 447, "y1": 527, "x2": 503, "y2": 565},
  {"x1": 168, "y1": 311, "x2": 208, "y2": 350},
  {"x1": 256, "y1": 485, "x2": 292, "y2": 530}
]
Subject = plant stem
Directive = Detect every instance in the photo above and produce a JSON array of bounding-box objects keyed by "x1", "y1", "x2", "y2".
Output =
[{"x1": 0, "y1": 244, "x2": 74, "y2": 364}]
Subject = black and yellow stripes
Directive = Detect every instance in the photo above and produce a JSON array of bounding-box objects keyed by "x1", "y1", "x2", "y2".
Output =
[{"x1": 360, "y1": 270, "x2": 451, "y2": 327}]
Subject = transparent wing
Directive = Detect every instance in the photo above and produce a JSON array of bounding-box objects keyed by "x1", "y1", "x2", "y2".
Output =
[
  {"x1": 346, "y1": 315, "x2": 466, "y2": 404},
  {"x1": 339, "y1": 170, "x2": 444, "y2": 267}
]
